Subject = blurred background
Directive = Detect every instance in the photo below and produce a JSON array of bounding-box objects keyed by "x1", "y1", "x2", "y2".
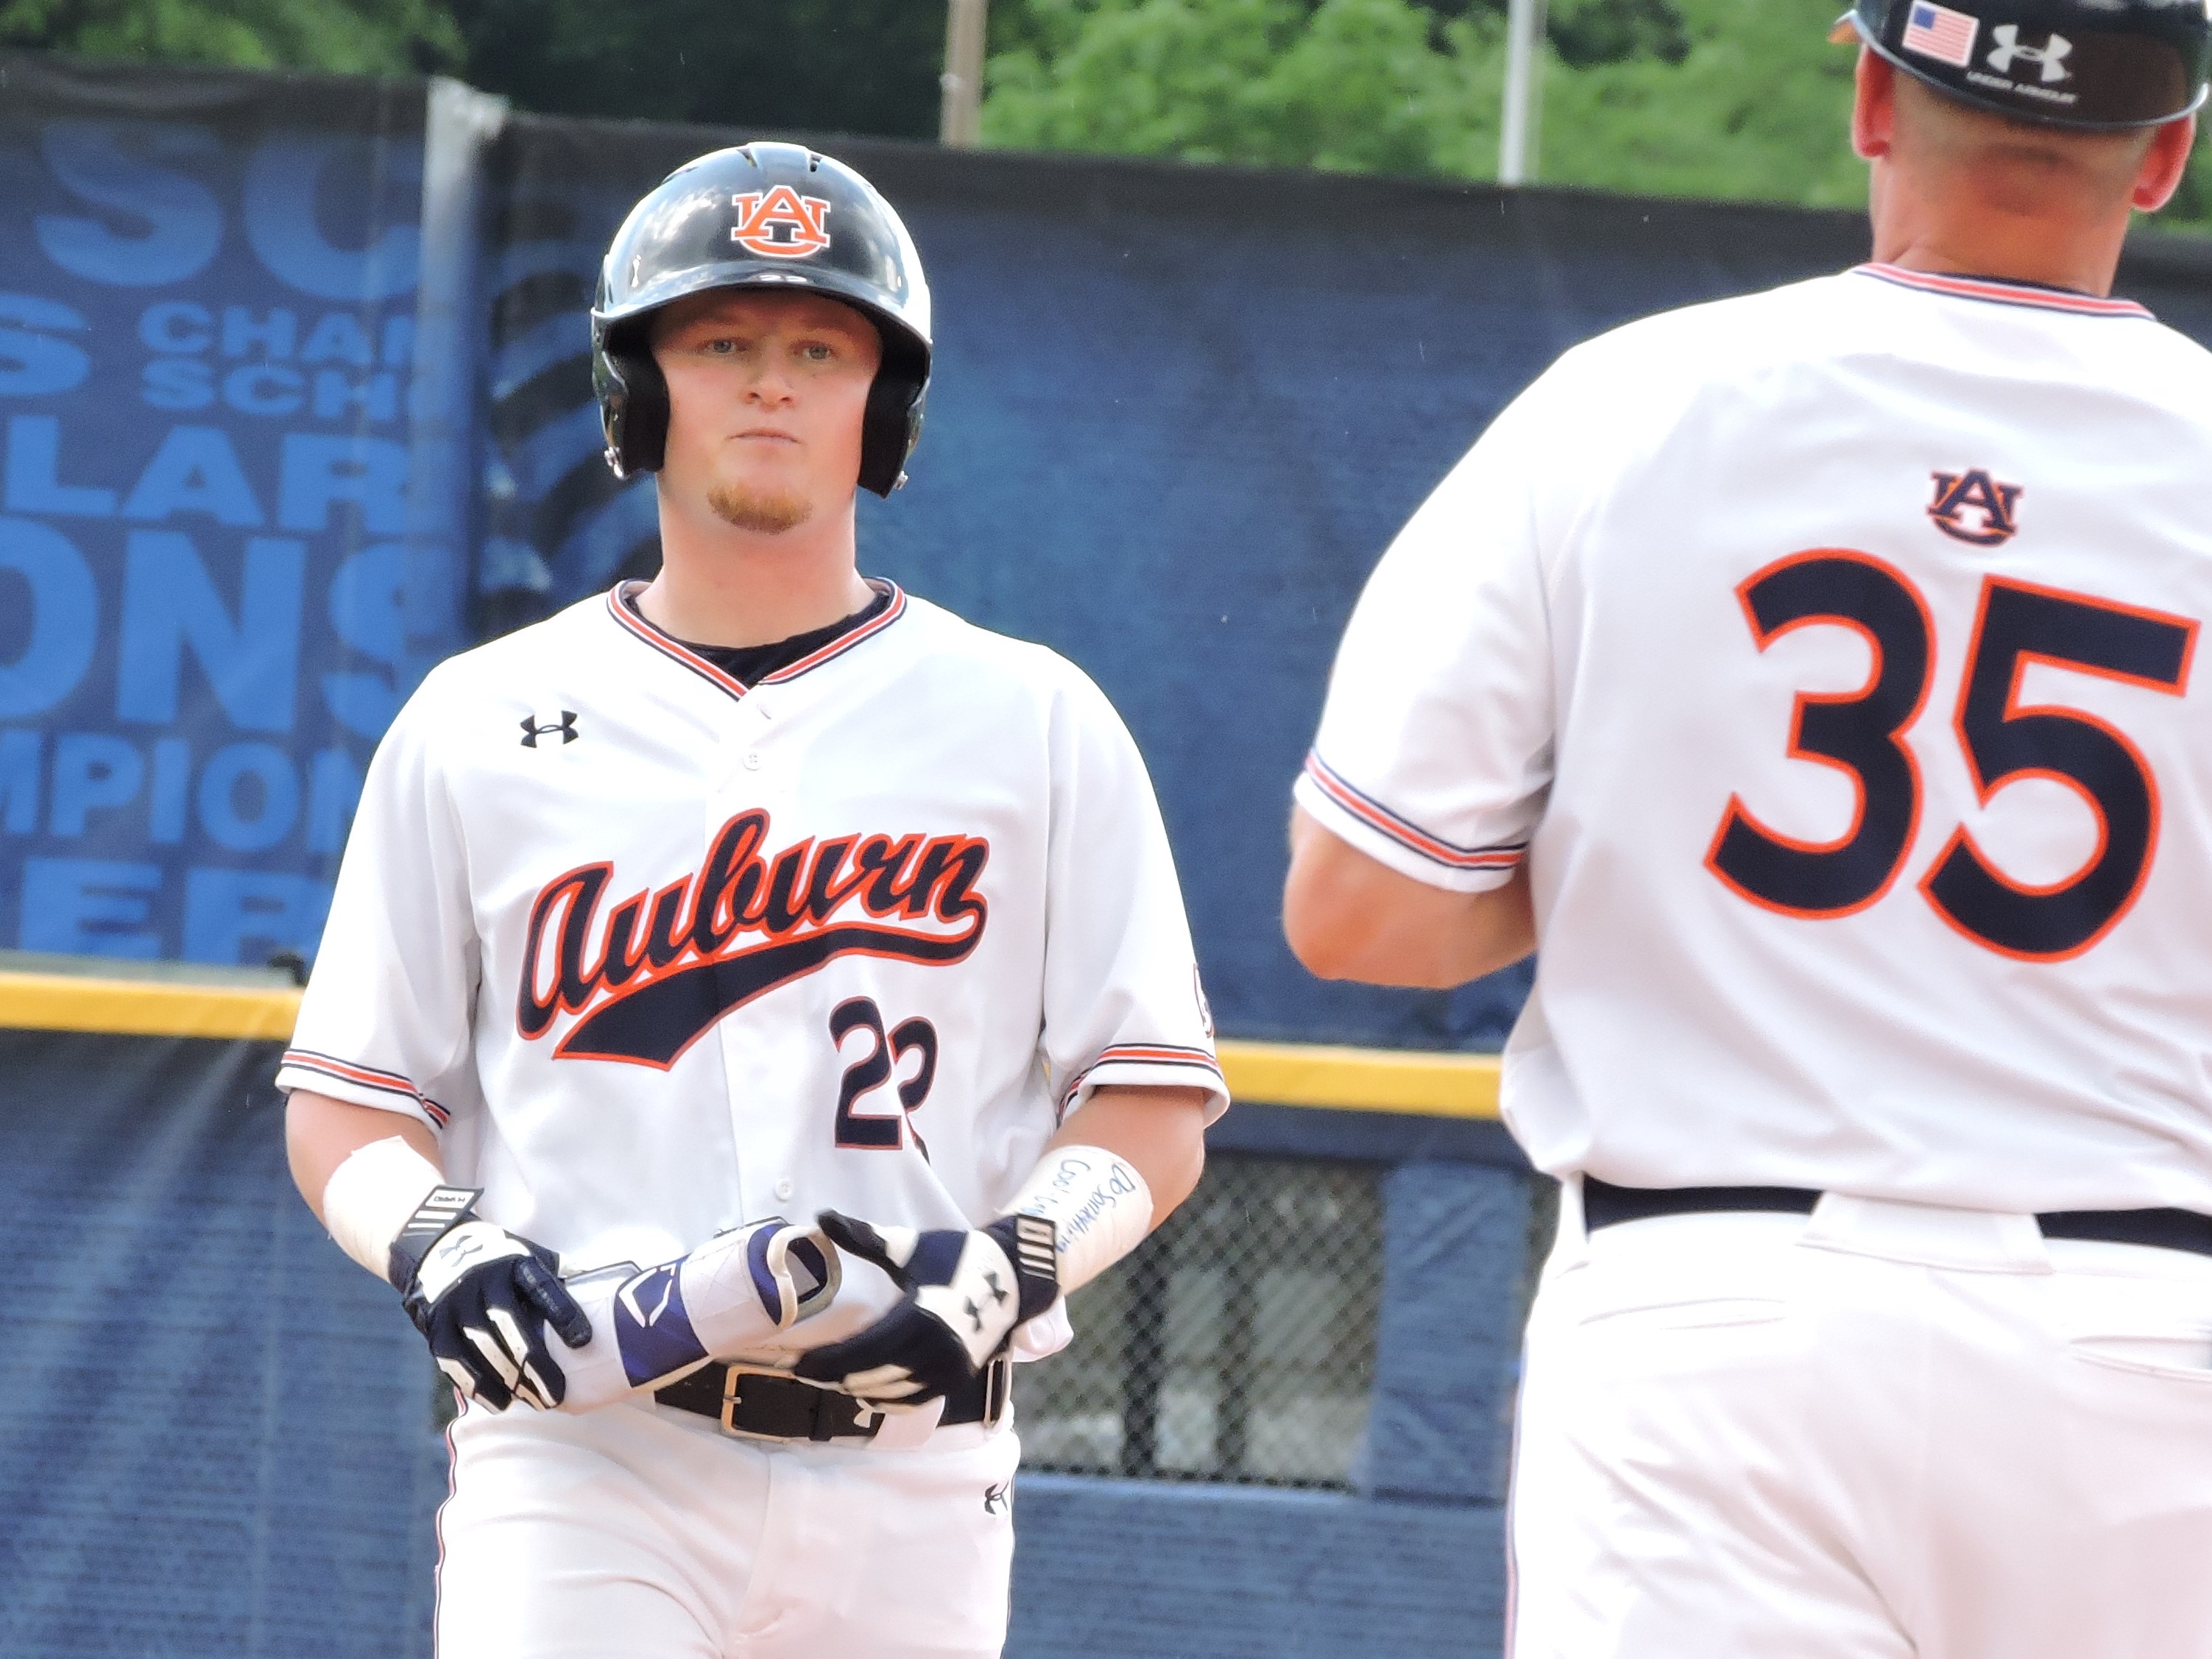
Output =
[
  {"x1": 0, "y1": 5, "x2": 2206, "y2": 1658},
  {"x1": 2, "y1": 0, "x2": 2207, "y2": 221}
]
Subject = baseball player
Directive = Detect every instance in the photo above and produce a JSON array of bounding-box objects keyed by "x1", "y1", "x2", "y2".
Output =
[
  {"x1": 1284, "y1": 3, "x2": 2212, "y2": 1654},
  {"x1": 280, "y1": 143, "x2": 1224, "y2": 1658}
]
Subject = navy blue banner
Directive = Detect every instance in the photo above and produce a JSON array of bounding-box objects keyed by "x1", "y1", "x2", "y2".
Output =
[{"x1": 0, "y1": 60, "x2": 437, "y2": 967}]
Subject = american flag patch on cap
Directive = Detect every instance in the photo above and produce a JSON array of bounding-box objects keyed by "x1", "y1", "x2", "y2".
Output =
[{"x1": 1901, "y1": 1, "x2": 1979, "y2": 67}]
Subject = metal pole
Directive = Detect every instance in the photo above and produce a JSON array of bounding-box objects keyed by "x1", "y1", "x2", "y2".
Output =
[
  {"x1": 940, "y1": 0, "x2": 989, "y2": 148},
  {"x1": 1499, "y1": 0, "x2": 1547, "y2": 186}
]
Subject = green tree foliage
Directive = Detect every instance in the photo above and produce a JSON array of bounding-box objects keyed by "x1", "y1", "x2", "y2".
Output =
[
  {"x1": 985, "y1": 0, "x2": 1502, "y2": 174},
  {"x1": 446, "y1": 0, "x2": 945, "y2": 138},
  {"x1": 0, "y1": 0, "x2": 462, "y2": 75},
  {"x1": 984, "y1": 0, "x2": 2211, "y2": 231},
  {"x1": 1539, "y1": 0, "x2": 1865, "y2": 208}
]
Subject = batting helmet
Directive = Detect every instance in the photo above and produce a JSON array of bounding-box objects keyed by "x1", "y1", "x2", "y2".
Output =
[
  {"x1": 591, "y1": 143, "x2": 933, "y2": 496},
  {"x1": 1831, "y1": 0, "x2": 2211, "y2": 128}
]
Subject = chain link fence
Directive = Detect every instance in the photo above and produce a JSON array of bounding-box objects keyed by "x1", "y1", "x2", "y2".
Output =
[{"x1": 1016, "y1": 1152, "x2": 1385, "y2": 1490}]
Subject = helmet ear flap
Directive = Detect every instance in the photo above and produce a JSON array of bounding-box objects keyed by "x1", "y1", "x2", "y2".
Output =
[
  {"x1": 858, "y1": 372, "x2": 925, "y2": 497},
  {"x1": 858, "y1": 333, "x2": 930, "y2": 497},
  {"x1": 593, "y1": 322, "x2": 671, "y2": 479}
]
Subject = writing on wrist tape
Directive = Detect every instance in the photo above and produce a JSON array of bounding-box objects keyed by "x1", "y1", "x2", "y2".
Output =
[{"x1": 1006, "y1": 1146, "x2": 1154, "y2": 1295}]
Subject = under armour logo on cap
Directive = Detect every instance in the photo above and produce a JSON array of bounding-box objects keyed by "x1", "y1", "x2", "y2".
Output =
[
  {"x1": 521, "y1": 712, "x2": 579, "y2": 747},
  {"x1": 1987, "y1": 24, "x2": 2073, "y2": 83}
]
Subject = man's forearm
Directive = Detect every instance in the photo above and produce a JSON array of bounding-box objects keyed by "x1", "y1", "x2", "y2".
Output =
[
  {"x1": 1049, "y1": 1083, "x2": 1209, "y2": 1225},
  {"x1": 1283, "y1": 805, "x2": 1536, "y2": 988},
  {"x1": 286, "y1": 1089, "x2": 442, "y2": 1227}
]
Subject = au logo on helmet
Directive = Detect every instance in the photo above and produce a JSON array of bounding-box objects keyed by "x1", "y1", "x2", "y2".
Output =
[{"x1": 731, "y1": 187, "x2": 834, "y2": 258}]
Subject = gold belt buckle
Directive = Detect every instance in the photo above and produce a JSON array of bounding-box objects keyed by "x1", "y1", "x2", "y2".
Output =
[{"x1": 716, "y1": 1362, "x2": 782, "y2": 1441}]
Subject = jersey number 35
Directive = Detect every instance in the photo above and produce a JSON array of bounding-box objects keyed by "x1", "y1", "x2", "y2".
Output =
[{"x1": 1706, "y1": 551, "x2": 2199, "y2": 963}]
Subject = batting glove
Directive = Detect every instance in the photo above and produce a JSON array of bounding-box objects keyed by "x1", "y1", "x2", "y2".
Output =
[
  {"x1": 794, "y1": 1211, "x2": 1057, "y2": 1409},
  {"x1": 389, "y1": 1186, "x2": 593, "y2": 1412}
]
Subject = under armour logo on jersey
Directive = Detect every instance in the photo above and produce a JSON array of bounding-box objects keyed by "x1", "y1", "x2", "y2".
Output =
[
  {"x1": 1929, "y1": 470, "x2": 2023, "y2": 547},
  {"x1": 983, "y1": 1482, "x2": 1009, "y2": 1515},
  {"x1": 521, "y1": 712, "x2": 579, "y2": 747},
  {"x1": 1986, "y1": 24, "x2": 2072, "y2": 83},
  {"x1": 730, "y1": 187, "x2": 833, "y2": 258}
]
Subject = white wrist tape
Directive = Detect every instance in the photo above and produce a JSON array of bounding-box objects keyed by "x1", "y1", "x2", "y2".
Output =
[
  {"x1": 1008, "y1": 1146, "x2": 1154, "y2": 1295},
  {"x1": 320, "y1": 1136, "x2": 445, "y2": 1281}
]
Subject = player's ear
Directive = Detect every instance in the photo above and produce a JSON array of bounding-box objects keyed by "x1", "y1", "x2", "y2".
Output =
[
  {"x1": 1854, "y1": 49, "x2": 1897, "y2": 161},
  {"x1": 2133, "y1": 115, "x2": 2197, "y2": 213}
]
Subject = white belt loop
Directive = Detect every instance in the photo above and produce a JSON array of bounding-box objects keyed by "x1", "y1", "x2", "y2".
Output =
[
  {"x1": 1545, "y1": 1175, "x2": 1594, "y2": 1282},
  {"x1": 865, "y1": 1396, "x2": 948, "y2": 1452}
]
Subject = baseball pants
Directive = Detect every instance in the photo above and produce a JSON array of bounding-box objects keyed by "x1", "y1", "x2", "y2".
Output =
[
  {"x1": 1509, "y1": 1183, "x2": 2212, "y2": 1659},
  {"x1": 435, "y1": 1396, "x2": 1020, "y2": 1658}
]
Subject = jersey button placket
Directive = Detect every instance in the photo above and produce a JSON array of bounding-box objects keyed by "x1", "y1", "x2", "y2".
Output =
[{"x1": 719, "y1": 695, "x2": 784, "y2": 1225}]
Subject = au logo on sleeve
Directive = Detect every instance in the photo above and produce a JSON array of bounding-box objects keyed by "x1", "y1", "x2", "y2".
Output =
[{"x1": 730, "y1": 188, "x2": 834, "y2": 258}]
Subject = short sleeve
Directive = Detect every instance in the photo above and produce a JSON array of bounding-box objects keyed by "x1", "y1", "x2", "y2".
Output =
[
  {"x1": 1039, "y1": 667, "x2": 1228, "y2": 1125},
  {"x1": 1293, "y1": 377, "x2": 1563, "y2": 893},
  {"x1": 275, "y1": 671, "x2": 481, "y2": 1133}
]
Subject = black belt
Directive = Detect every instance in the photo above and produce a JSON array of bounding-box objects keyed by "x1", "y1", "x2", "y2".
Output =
[
  {"x1": 654, "y1": 1358, "x2": 1011, "y2": 1443},
  {"x1": 1583, "y1": 1176, "x2": 2212, "y2": 1259}
]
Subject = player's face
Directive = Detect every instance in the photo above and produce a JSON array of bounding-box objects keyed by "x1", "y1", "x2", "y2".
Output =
[{"x1": 650, "y1": 291, "x2": 883, "y2": 536}]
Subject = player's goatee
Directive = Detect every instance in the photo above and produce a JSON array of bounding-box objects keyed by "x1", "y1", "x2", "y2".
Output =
[{"x1": 708, "y1": 483, "x2": 811, "y2": 534}]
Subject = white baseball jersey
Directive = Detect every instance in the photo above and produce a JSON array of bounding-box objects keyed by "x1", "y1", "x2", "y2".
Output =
[
  {"x1": 1299, "y1": 263, "x2": 2212, "y2": 1214},
  {"x1": 279, "y1": 581, "x2": 1225, "y2": 1341}
]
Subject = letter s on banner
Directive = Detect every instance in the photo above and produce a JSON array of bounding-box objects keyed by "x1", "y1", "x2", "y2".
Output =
[
  {"x1": 0, "y1": 518, "x2": 97, "y2": 718},
  {"x1": 323, "y1": 544, "x2": 407, "y2": 737},
  {"x1": 0, "y1": 294, "x2": 91, "y2": 396},
  {"x1": 35, "y1": 121, "x2": 223, "y2": 289}
]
